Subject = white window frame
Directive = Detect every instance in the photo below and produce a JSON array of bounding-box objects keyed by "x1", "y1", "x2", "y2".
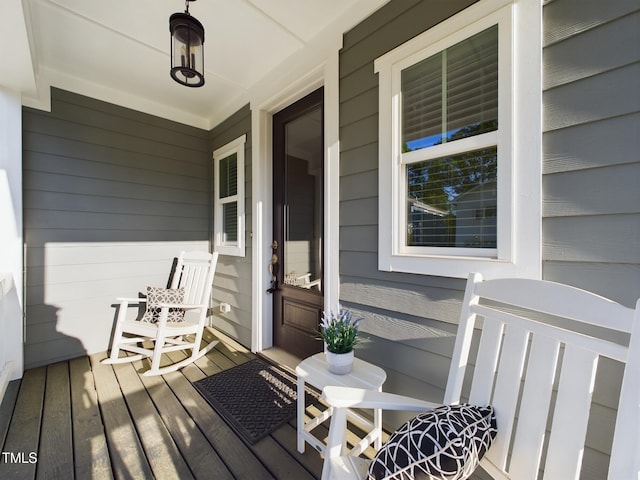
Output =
[
  {"x1": 375, "y1": 0, "x2": 541, "y2": 279},
  {"x1": 213, "y1": 134, "x2": 246, "y2": 257}
]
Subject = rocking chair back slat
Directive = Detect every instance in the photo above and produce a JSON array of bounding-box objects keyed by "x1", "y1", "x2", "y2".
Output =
[
  {"x1": 169, "y1": 256, "x2": 183, "y2": 290},
  {"x1": 181, "y1": 265, "x2": 199, "y2": 304},
  {"x1": 468, "y1": 317, "x2": 503, "y2": 406},
  {"x1": 484, "y1": 324, "x2": 529, "y2": 471},
  {"x1": 543, "y1": 345, "x2": 598, "y2": 480},
  {"x1": 508, "y1": 334, "x2": 559, "y2": 480}
]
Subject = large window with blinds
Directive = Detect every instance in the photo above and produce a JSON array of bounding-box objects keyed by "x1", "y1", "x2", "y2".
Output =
[
  {"x1": 403, "y1": 25, "x2": 498, "y2": 250},
  {"x1": 374, "y1": 0, "x2": 542, "y2": 279},
  {"x1": 213, "y1": 135, "x2": 246, "y2": 257}
]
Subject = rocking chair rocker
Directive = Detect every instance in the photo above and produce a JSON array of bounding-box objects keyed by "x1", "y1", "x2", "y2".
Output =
[{"x1": 103, "y1": 250, "x2": 219, "y2": 376}]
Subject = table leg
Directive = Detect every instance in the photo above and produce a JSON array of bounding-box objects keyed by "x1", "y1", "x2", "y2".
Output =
[
  {"x1": 297, "y1": 376, "x2": 305, "y2": 453},
  {"x1": 374, "y1": 386, "x2": 383, "y2": 449}
]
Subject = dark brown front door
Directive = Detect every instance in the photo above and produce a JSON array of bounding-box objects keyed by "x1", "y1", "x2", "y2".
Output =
[{"x1": 272, "y1": 88, "x2": 324, "y2": 359}]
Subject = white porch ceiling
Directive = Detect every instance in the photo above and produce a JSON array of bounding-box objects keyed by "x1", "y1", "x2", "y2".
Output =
[{"x1": 8, "y1": 0, "x2": 389, "y2": 129}]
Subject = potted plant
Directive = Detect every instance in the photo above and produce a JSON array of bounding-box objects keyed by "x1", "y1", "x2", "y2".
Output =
[{"x1": 319, "y1": 308, "x2": 362, "y2": 374}]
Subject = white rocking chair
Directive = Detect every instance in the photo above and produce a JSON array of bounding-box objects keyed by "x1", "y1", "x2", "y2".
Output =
[
  {"x1": 103, "y1": 251, "x2": 219, "y2": 376},
  {"x1": 321, "y1": 273, "x2": 640, "y2": 480}
]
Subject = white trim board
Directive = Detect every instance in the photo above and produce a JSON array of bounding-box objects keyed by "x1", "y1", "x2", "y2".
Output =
[{"x1": 250, "y1": 41, "x2": 342, "y2": 353}]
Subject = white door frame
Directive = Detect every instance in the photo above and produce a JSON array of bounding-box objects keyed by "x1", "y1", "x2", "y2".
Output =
[{"x1": 250, "y1": 46, "x2": 341, "y2": 353}]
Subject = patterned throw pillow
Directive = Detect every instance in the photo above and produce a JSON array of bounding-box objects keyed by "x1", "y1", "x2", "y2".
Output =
[
  {"x1": 140, "y1": 286, "x2": 186, "y2": 323},
  {"x1": 368, "y1": 404, "x2": 497, "y2": 480}
]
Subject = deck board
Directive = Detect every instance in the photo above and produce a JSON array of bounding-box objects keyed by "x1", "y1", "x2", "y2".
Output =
[
  {"x1": 0, "y1": 331, "x2": 323, "y2": 479},
  {"x1": 0, "y1": 367, "x2": 45, "y2": 480},
  {"x1": 134, "y1": 358, "x2": 236, "y2": 480},
  {"x1": 112, "y1": 358, "x2": 196, "y2": 480},
  {"x1": 0, "y1": 381, "x2": 20, "y2": 450},
  {"x1": 37, "y1": 362, "x2": 73, "y2": 480},
  {"x1": 89, "y1": 353, "x2": 155, "y2": 479},
  {"x1": 68, "y1": 356, "x2": 113, "y2": 480}
]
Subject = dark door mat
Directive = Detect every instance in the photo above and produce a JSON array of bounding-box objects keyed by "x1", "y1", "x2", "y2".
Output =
[{"x1": 194, "y1": 358, "x2": 300, "y2": 444}]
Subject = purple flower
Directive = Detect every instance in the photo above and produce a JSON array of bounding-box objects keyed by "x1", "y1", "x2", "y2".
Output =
[{"x1": 319, "y1": 307, "x2": 364, "y2": 354}]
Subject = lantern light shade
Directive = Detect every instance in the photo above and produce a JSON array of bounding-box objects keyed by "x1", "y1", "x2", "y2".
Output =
[{"x1": 170, "y1": 1, "x2": 205, "y2": 87}]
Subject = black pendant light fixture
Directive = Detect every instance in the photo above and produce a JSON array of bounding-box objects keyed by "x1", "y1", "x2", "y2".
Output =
[{"x1": 169, "y1": 0, "x2": 205, "y2": 87}]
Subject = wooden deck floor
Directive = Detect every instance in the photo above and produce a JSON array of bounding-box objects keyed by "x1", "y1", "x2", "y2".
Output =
[{"x1": 0, "y1": 330, "x2": 325, "y2": 480}]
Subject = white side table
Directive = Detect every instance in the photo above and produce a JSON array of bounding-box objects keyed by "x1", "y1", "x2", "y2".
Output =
[{"x1": 296, "y1": 353, "x2": 387, "y2": 455}]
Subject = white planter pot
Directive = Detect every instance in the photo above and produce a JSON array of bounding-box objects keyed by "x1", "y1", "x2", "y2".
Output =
[{"x1": 325, "y1": 350, "x2": 354, "y2": 375}]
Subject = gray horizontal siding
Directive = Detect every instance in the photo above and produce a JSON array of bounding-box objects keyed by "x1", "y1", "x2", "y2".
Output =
[
  {"x1": 208, "y1": 104, "x2": 253, "y2": 349},
  {"x1": 23, "y1": 88, "x2": 211, "y2": 368},
  {"x1": 543, "y1": 63, "x2": 640, "y2": 132},
  {"x1": 542, "y1": 0, "x2": 640, "y2": 307},
  {"x1": 543, "y1": 113, "x2": 640, "y2": 174},
  {"x1": 543, "y1": 164, "x2": 640, "y2": 216},
  {"x1": 340, "y1": 143, "x2": 378, "y2": 177},
  {"x1": 543, "y1": 0, "x2": 639, "y2": 46},
  {"x1": 339, "y1": 0, "x2": 478, "y2": 428},
  {"x1": 340, "y1": 275, "x2": 464, "y2": 325},
  {"x1": 544, "y1": 215, "x2": 640, "y2": 263},
  {"x1": 543, "y1": 10, "x2": 640, "y2": 89}
]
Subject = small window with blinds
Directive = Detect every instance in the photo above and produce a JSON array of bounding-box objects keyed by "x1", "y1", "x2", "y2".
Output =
[{"x1": 213, "y1": 135, "x2": 246, "y2": 256}]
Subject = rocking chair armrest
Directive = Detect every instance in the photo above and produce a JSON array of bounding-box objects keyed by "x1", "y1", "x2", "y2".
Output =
[
  {"x1": 153, "y1": 302, "x2": 202, "y2": 310},
  {"x1": 116, "y1": 297, "x2": 147, "y2": 305},
  {"x1": 322, "y1": 386, "x2": 439, "y2": 412}
]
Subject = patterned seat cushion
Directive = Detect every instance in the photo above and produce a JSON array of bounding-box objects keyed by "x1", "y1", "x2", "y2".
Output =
[
  {"x1": 140, "y1": 286, "x2": 186, "y2": 323},
  {"x1": 368, "y1": 404, "x2": 497, "y2": 480}
]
